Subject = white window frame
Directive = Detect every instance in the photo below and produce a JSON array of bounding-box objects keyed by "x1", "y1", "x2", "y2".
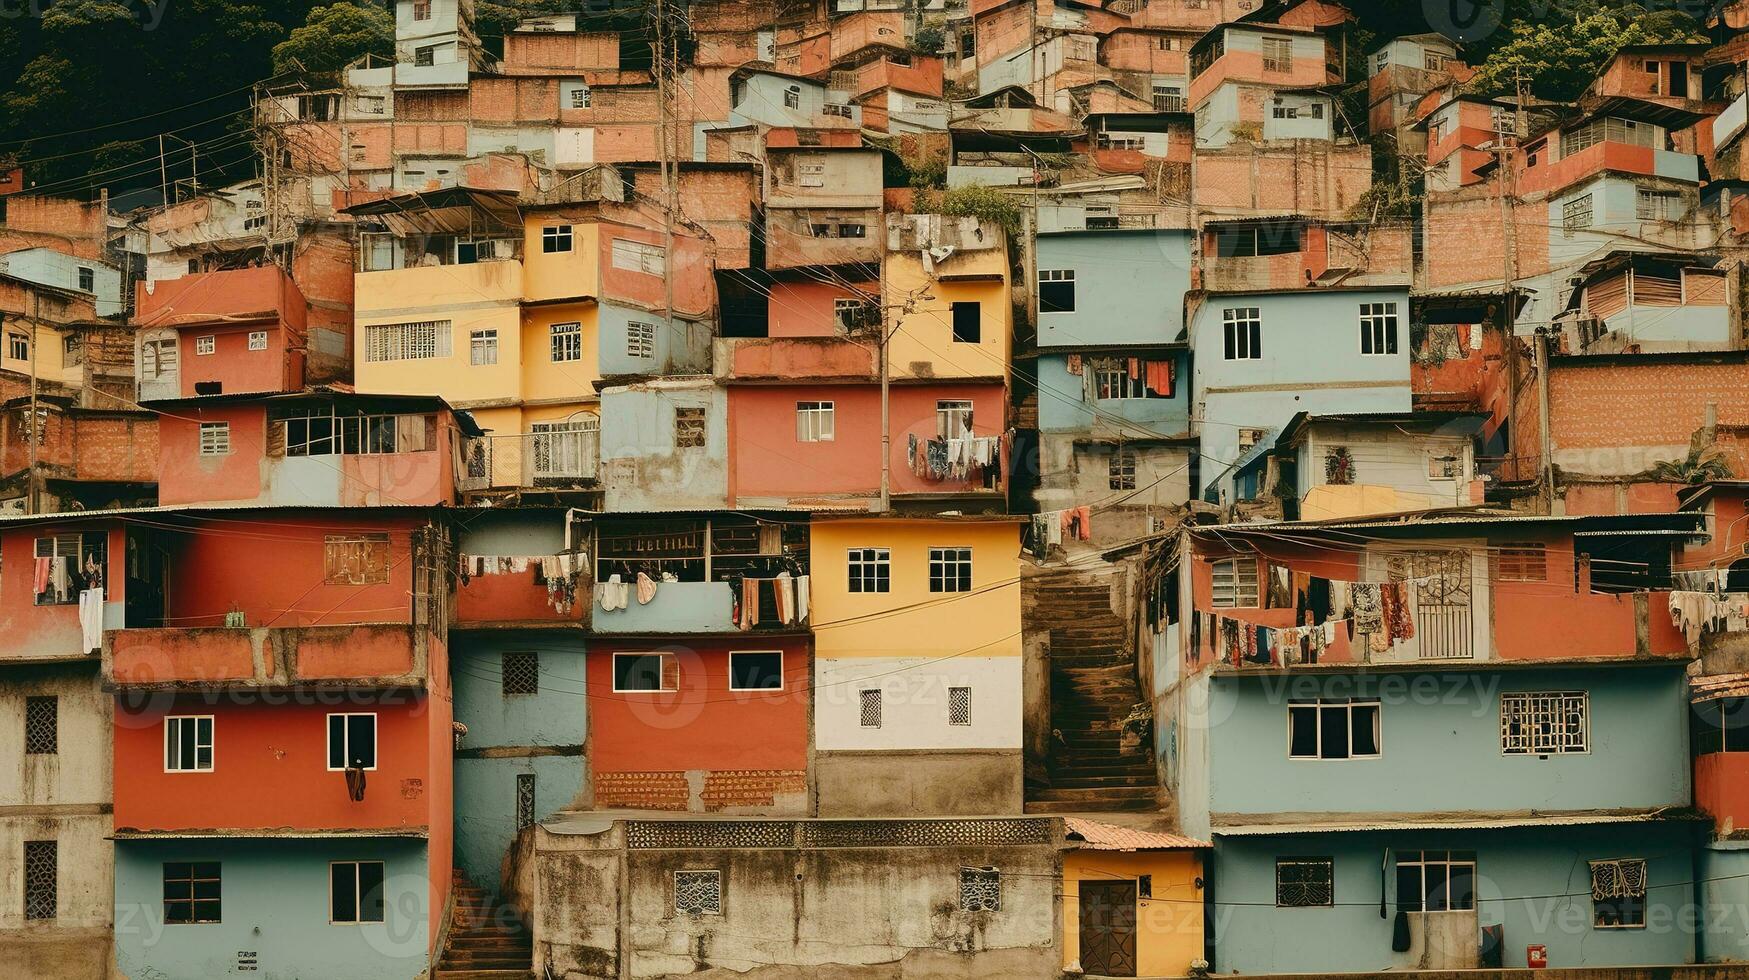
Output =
[
  {"x1": 1396, "y1": 850, "x2": 1477, "y2": 912},
  {"x1": 549, "y1": 321, "x2": 582, "y2": 362},
  {"x1": 195, "y1": 335, "x2": 216, "y2": 356},
  {"x1": 1288, "y1": 698, "x2": 1382, "y2": 760},
  {"x1": 1038, "y1": 269, "x2": 1075, "y2": 313},
  {"x1": 569, "y1": 87, "x2": 591, "y2": 109},
  {"x1": 164, "y1": 715, "x2": 215, "y2": 773},
  {"x1": 144, "y1": 338, "x2": 178, "y2": 379},
  {"x1": 1358, "y1": 302, "x2": 1399, "y2": 356},
  {"x1": 796, "y1": 401, "x2": 835, "y2": 442},
  {"x1": 198, "y1": 422, "x2": 231, "y2": 457},
  {"x1": 329, "y1": 860, "x2": 387, "y2": 925},
  {"x1": 612, "y1": 652, "x2": 677, "y2": 693},
  {"x1": 542, "y1": 224, "x2": 573, "y2": 254},
  {"x1": 1590, "y1": 858, "x2": 1648, "y2": 929},
  {"x1": 727, "y1": 651, "x2": 784, "y2": 692},
  {"x1": 610, "y1": 238, "x2": 666, "y2": 276},
  {"x1": 626, "y1": 320, "x2": 656, "y2": 358},
  {"x1": 1222, "y1": 308, "x2": 1261, "y2": 360},
  {"x1": 929, "y1": 546, "x2": 973, "y2": 594},
  {"x1": 1261, "y1": 36, "x2": 1293, "y2": 73},
  {"x1": 936, "y1": 400, "x2": 973, "y2": 439},
  {"x1": 246, "y1": 331, "x2": 268, "y2": 351},
  {"x1": 1500, "y1": 691, "x2": 1589, "y2": 755},
  {"x1": 1210, "y1": 556, "x2": 1259, "y2": 608},
  {"x1": 470, "y1": 329, "x2": 498, "y2": 366},
  {"x1": 1096, "y1": 367, "x2": 1147, "y2": 400},
  {"x1": 325, "y1": 712, "x2": 378, "y2": 772}
]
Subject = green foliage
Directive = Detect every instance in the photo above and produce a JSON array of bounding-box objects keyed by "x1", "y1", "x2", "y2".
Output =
[
  {"x1": 271, "y1": 3, "x2": 392, "y2": 74},
  {"x1": 1649, "y1": 428, "x2": 1734, "y2": 484},
  {"x1": 1466, "y1": 8, "x2": 1702, "y2": 102},
  {"x1": 911, "y1": 21, "x2": 947, "y2": 55},
  {"x1": 920, "y1": 184, "x2": 1024, "y2": 237}
]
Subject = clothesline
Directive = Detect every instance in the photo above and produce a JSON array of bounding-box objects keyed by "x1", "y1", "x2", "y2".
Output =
[
  {"x1": 1186, "y1": 576, "x2": 1439, "y2": 669},
  {"x1": 458, "y1": 552, "x2": 588, "y2": 615}
]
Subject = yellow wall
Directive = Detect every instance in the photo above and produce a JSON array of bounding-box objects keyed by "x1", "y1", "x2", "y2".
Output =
[
  {"x1": 809, "y1": 518, "x2": 1023, "y2": 660},
  {"x1": 520, "y1": 301, "x2": 600, "y2": 404},
  {"x1": 0, "y1": 322, "x2": 76, "y2": 384},
  {"x1": 354, "y1": 262, "x2": 525, "y2": 404},
  {"x1": 1062, "y1": 850, "x2": 1206, "y2": 977},
  {"x1": 885, "y1": 249, "x2": 1011, "y2": 382},
  {"x1": 522, "y1": 217, "x2": 600, "y2": 304}
]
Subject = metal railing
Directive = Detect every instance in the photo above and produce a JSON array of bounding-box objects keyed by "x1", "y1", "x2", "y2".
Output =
[{"x1": 458, "y1": 422, "x2": 599, "y2": 492}]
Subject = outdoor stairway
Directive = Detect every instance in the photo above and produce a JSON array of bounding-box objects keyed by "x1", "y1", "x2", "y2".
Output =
[
  {"x1": 435, "y1": 874, "x2": 534, "y2": 980},
  {"x1": 1025, "y1": 578, "x2": 1160, "y2": 814}
]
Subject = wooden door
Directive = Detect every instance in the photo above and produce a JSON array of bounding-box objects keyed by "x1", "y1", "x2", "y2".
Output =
[{"x1": 1078, "y1": 880, "x2": 1138, "y2": 977}]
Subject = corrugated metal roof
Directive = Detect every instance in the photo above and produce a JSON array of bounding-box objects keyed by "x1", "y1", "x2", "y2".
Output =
[
  {"x1": 1065, "y1": 817, "x2": 1210, "y2": 850},
  {"x1": 1692, "y1": 672, "x2": 1749, "y2": 702},
  {"x1": 1211, "y1": 810, "x2": 1699, "y2": 836}
]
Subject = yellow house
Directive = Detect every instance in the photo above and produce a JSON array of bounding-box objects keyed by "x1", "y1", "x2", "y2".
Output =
[
  {"x1": 807, "y1": 515, "x2": 1025, "y2": 816},
  {"x1": 883, "y1": 214, "x2": 1011, "y2": 383},
  {"x1": 1061, "y1": 818, "x2": 1210, "y2": 979},
  {"x1": 349, "y1": 189, "x2": 603, "y2": 491}
]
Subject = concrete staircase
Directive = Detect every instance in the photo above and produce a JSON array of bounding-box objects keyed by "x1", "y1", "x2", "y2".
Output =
[
  {"x1": 435, "y1": 874, "x2": 534, "y2": 980},
  {"x1": 1025, "y1": 577, "x2": 1160, "y2": 814}
]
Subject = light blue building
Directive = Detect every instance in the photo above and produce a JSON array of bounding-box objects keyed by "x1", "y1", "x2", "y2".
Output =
[
  {"x1": 1189, "y1": 285, "x2": 1412, "y2": 500},
  {"x1": 0, "y1": 246, "x2": 125, "y2": 318}
]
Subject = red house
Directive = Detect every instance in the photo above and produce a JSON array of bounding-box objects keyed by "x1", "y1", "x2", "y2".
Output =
[{"x1": 134, "y1": 265, "x2": 308, "y2": 400}]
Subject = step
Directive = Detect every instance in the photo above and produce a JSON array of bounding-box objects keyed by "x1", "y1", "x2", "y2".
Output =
[
  {"x1": 449, "y1": 935, "x2": 532, "y2": 949},
  {"x1": 434, "y1": 970, "x2": 534, "y2": 980},
  {"x1": 1024, "y1": 796, "x2": 1158, "y2": 814},
  {"x1": 1030, "y1": 785, "x2": 1158, "y2": 802},
  {"x1": 1049, "y1": 776, "x2": 1157, "y2": 790},
  {"x1": 440, "y1": 956, "x2": 534, "y2": 970}
]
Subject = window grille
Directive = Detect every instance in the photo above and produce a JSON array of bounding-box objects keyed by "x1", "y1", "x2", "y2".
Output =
[
  {"x1": 1211, "y1": 557, "x2": 1259, "y2": 607},
  {"x1": 516, "y1": 773, "x2": 537, "y2": 830},
  {"x1": 364, "y1": 320, "x2": 451, "y2": 362},
  {"x1": 674, "y1": 407, "x2": 706, "y2": 448},
  {"x1": 675, "y1": 870, "x2": 722, "y2": 914},
  {"x1": 25, "y1": 696, "x2": 56, "y2": 754},
  {"x1": 1501, "y1": 691, "x2": 1588, "y2": 754},
  {"x1": 550, "y1": 321, "x2": 582, "y2": 362},
  {"x1": 502, "y1": 652, "x2": 539, "y2": 696},
  {"x1": 323, "y1": 534, "x2": 390, "y2": 585},
  {"x1": 1109, "y1": 449, "x2": 1137, "y2": 490},
  {"x1": 199, "y1": 422, "x2": 230, "y2": 456},
  {"x1": 959, "y1": 868, "x2": 1001, "y2": 911},
  {"x1": 859, "y1": 689, "x2": 882, "y2": 728},
  {"x1": 163, "y1": 862, "x2": 222, "y2": 924},
  {"x1": 627, "y1": 321, "x2": 656, "y2": 358},
  {"x1": 1276, "y1": 858, "x2": 1333, "y2": 907},
  {"x1": 1261, "y1": 37, "x2": 1292, "y2": 73},
  {"x1": 24, "y1": 841, "x2": 55, "y2": 920},
  {"x1": 1359, "y1": 302, "x2": 1399, "y2": 355},
  {"x1": 949, "y1": 687, "x2": 972, "y2": 726},
  {"x1": 1591, "y1": 858, "x2": 1647, "y2": 927}
]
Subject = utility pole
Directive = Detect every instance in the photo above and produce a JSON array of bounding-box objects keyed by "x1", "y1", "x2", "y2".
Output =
[
  {"x1": 879, "y1": 234, "x2": 891, "y2": 513},
  {"x1": 158, "y1": 134, "x2": 169, "y2": 207},
  {"x1": 26, "y1": 290, "x2": 39, "y2": 515},
  {"x1": 654, "y1": 0, "x2": 677, "y2": 338}
]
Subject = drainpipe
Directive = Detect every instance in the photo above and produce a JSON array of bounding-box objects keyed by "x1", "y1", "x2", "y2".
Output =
[
  {"x1": 879, "y1": 229, "x2": 891, "y2": 513},
  {"x1": 1535, "y1": 326, "x2": 1554, "y2": 513}
]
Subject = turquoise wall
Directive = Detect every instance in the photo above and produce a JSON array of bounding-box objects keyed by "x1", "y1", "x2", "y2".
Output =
[
  {"x1": 1035, "y1": 229, "x2": 1192, "y2": 348},
  {"x1": 451, "y1": 636, "x2": 586, "y2": 894},
  {"x1": 114, "y1": 837, "x2": 429, "y2": 980},
  {"x1": 1699, "y1": 844, "x2": 1749, "y2": 963},
  {"x1": 1211, "y1": 823, "x2": 1697, "y2": 973},
  {"x1": 1036, "y1": 351, "x2": 1191, "y2": 436},
  {"x1": 1206, "y1": 666, "x2": 1691, "y2": 818}
]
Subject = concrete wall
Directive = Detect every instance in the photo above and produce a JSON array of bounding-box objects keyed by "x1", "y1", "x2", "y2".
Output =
[
  {"x1": 1211, "y1": 822, "x2": 1697, "y2": 973},
  {"x1": 1699, "y1": 844, "x2": 1749, "y2": 964},
  {"x1": 599, "y1": 380, "x2": 728, "y2": 511},
  {"x1": 1293, "y1": 423, "x2": 1476, "y2": 519},
  {"x1": 114, "y1": 837, "x2": 431, "y2": 980},
  {"x1": 1036, "y1": 351, "x2": 1190, "y2": 436},
  {"x1": 1035, "y1": 230, "x2": 1192, "y2": 348},
  {"x1": 0, "y1": 247, "x2": 123, "y2": 318}
]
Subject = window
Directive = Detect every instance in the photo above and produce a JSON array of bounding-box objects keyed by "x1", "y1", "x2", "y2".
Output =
[
  {"x1": 241, "y1": 330, "x2": 267, "y2": 352},
  {"x1": 330, "y1": 861, "x2": 386, "y2": 924},
  {"x1": 198, "y1": 422, "x2": 230, "y2": 456},
  {"x1": 470, "y1": 329, "x2": 498, "y2": 366},
  {"x1": 674, "y1": 407, "x2": 706, "y2": 449},
  {"x1": 1097, "y1": 367, "x2": 1146, "y2": 400},
  {"x1": 1494, "y1": 544, "x2": 1547, "y2": 582},
  {"x1": 1210, "y1": 556, "x2": 1259, "y2": 608},
  {"x1": 1591, "y1": 859, "x2": 1647, "y2": 928},
  {"x1": 502, "y1": 652, "x2": 539, "y2": 696},
  {"x1": 1109, "y1": 448, "x2": 1136, "y2": 490},
  {"x1": 729, "y1": 651, "x2": 783, "y2": 691},
  {"x1": 1559, "y1": 194, "x2": 1596, "y2": 238},
  {"x1": 675, "y1": 870, "x2": 722, "y2": 915},
  {"x1": 24, "y1": 840, "x2": 55, "y2": 921},
  {"x1": 1277, "y1": 858, "x2": 1334, "y2": 907},
  {"x1": 783, "y1": 85, "x2": 801, "y2": 109},
  {"x1": 613, "y1": 652, "x2": 677, "y2": 693},
  {"x1": 1261, "y1": 36, "x2": 1292, "y2": 73},
  {"x1": 959, "y1": 868, "x2": 1001, "y2": 912},
  {"x1": 1039, "y1": 270, "x2": 1075, "y2": 313},
  {"x1": 834, "y1": 298, "x2": 876, "y2": 331},
  {"x1": 611, "y1": 238, "x2": 666, "y2": 276},
  {"x1": 951, "y1": 301, "x2": 981, "y2": 343},
  {"x1": 516, "y1": 773, "x2": 536, "y2": 830},
  {"x1": 356, "y1": 95, "x2": 386, "y2": 116},
  {"x1": 1424, "y1": 52, "x2": 1446, "y2": 71},
  {"x1": 949, "y1": 686, "x2": 972, "y2": 726},
  {"x1": 837, "y1": 223, "x2": 866, "y2": 238},
  {"x1": 542, "y1": 225, "x2": 573, "y2": 253},
  {"x1": 275, "y1": 409, "x2": 429, "y2": 457},
  {"x1": 1359, "y1": 302, "x2": 1399, "y2": 356},
  {"x1": 34, "y1": 533, "x2": 104, "y2": 606},
  {"x1": 1637, "y1": 189, "x2": 1682, "y2": 222},
  {"x1": 2, "y1": 331, "x2": 24, "y2": 361},
  {"x1": 626, "y1": 321, "x2": 655, "y2": 358},
  {"x1": 848, "y1": 548, "x2": 890, "y2": 593},
  {"x1": 823, "y1": 103, "x2": 853, "y2": 118},
  {"x1": 796, "y1": 401, "x2": 834, "y2": 442},
  {"x1": 568, "y1": 85, "x2": 593, "y2": 109},
  {"x1": 1501, "y1": 691, "x2": 1588, "y2": 754},
  {"x1": 549, "y1": 321, "x2": 582, "y2": 362},
  {"x1": 929, "y1": 547, "x2": 973, "y2": 593},
  {"x1": 1289, "y1": 699, "x2": 1381, "y2": 759},
  {"x1": 936, "y1": 400, "x2": 973, "y2": 439},
  {"x1": 25, "y1": 696, "x2": 56, "y2": 754},
  {"x1": 859, "y1": 689, "x2": 882, "y2": 727},
  {"x1": 1215, "y1": 224, "x2": 1302, "y2": 257},
  {"x1": 1222, "y1": 307, "x2": 1261, "y2": 360},
  {"x1": 195, "y1": 335, "x2": 215, "y2": 356},
  {"x1": 323, "y1": 534, "x2": 389, "y2": 585},
  {"x1": 144, "y1": 338, "x2": 178, "y2": 379},
  {"x1": 415, "y1": 45, "x2": 437, "y2": 68},
  {"x1": 326, "y1": 713, "x2": 378, "y2": 771},
  {"x1": 363, "y1": 319, "x2": 451, "y2": 362},
  {"x1": 412, "y1": 0, "x2": 431, "y2": 20},
  {"x1": 798, "y1": 163, "x2": 827, "y2": 188},
  {"x1": 1396, "y1": 851, "x2": 1476, "y2": 912},
  {"x1": 1152, "y1": 82, "x2": 1184, "y2": 112},
  {"x1": 164, "y1": 716, "x2": 214, "y2": 772},
  {"x1": 1272, "y1": 101, "x2": 1298, "y2": 120},
  {"x1": 77, "y1": 267, "x2": 94, "y2": 291},
  {"x1": 163, "y1": 862, "x2": 222, "y2": 924}
]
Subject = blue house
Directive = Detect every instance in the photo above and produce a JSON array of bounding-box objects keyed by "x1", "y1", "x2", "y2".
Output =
[
  {"x1": 1031, "y1": 226, "x2": 1195, "y2": 548},
  {"x1": 1189, "y1": 285, "x2": 1413, "y2": 501}
]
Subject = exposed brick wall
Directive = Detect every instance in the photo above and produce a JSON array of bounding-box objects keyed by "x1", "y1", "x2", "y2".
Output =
[
  {"x1": 594, "y1": 771, "x2": 690, "y2": 811},
  {"x1": 1192, "y1": 142, "x2": 1373, "y2": 220},
  {"x1": 1544, "y1": 358, "x2": 1749, "y2": 479},
  {"x1": 700, "y1": 770, "x2": 807, "y2": 810},
  {"x1": 1422, "y1": 190, "x2": 1551, "y2": 289}
]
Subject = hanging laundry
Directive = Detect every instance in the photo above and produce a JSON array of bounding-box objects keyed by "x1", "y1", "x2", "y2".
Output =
[
  {"x1": 1144, "y1": 359, "x2": 1175, "y2": 397},
  {"x1": 794, "y1": 574, "x2": 810, "y2": 623},
  {"x1": 78, "y1": 588, "x2": 103, "y2": 655},
  {"x1": 1349, "y1": 584, "x2": 1383, "y2": 638},
  {"x1": 1065, "y1": 354, "x2": 1082, "y2": 374},
  {"x1": 1385, "y1": 582, "x2": 1416, "y2": 645},
  {"x1": 1127, "y1": 357, "x2": 1142, "y2": 380},
  {"x1": 597, "y1": 574, "x2": 629, "y2": 612},
  {"x1": 34, "y1": 556, "x2": 51, "y2": 597},
  {"x1": 1372, "y1": 585, "x2": 1397, "y2": 654},
  {"x1": 635, "y1": 571, "x2": 658, "y2": 605}
]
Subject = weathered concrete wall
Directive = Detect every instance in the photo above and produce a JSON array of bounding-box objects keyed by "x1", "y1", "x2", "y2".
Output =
[{"x1": 813, "y1": 750, "x2": 1023, "y2": 817}]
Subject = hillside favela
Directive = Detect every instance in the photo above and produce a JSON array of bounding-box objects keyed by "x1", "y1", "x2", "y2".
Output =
[{"x1": 15, "y1": 0, "x2": 1749, "y2": 977}]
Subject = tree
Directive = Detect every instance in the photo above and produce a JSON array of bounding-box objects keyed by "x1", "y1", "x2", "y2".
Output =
[
  {"x1": 1465, "y1": 9, "x2": 1702, "y2": 102},
  {"x1": 272, "y1": 2, "x2": 393, "y2": 75},
  {"x1": 1649, "y1": 428, "x2": 1734, "y2": 484}
]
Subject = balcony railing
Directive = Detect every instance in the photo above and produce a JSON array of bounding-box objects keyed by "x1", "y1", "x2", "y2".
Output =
[
  {"x1": 459, "y1": 421, "x2": 600, "y2": 492},
  {"x1": 103, "y1": 622, "x2": 436, "y2": 690}
]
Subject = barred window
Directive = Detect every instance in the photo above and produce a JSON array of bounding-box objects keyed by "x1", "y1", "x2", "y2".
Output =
[
  {"x1": 247, "y1": 331, "x2": 268, "y2": 351},
  {"x1": 1591, "y1": 858, "x2": 1647, "y2": 928},
  {"x1": 24, "y1": 840, "x2": 56, "y2": 920},
  {"x1": 949, "y1": 686, "x2": 972, "y2": 726},
  {"x1": 627, "y1": 321, "x2": 656, "y2": 358},
  {"x1": 929, "y1": 547, "x2": 972, "y2": 593},
  {"x1": 1358, "y1": 302, "x2": 1399, "y2": 356},
  {"x1": 163, "y1": 861, "x2": 221, "y2": 924},
  {"x1": 834, "y1": 298, "x2": 876, "y2": 331},
  {"x1": 570, "y1": 87, "x2": 590, "y2": 109},
  {"x1": 323, "y1": 534, "x2": 389, "y2": 585},
  {"x1": 848, "y1": 548, "x2": 890, "y2": 593},
  {"x1": 1276, "y1": 857, "x2": 1333, "y2": 907},
  {"x1": 674, "y1": 407, "x2": 707, "y2": 449},
  {"x1": 470, "y1": 329, "x2": 498, "y2": 366},
  {"x1": 1562, "y1": 195, "x2": 1594, "y2": 235},
  {"x1": 1501, "y1": 691, "x2": 1588, "y2": 754},
  {"x1": 5, "y1": 332, "x2": 25, "y2": 360},
  {"x1": 502, "y1": 652, "x2": 539, "y2": 696},
  {"x1": 859, "y1": 689, "x2": 882, "y2": 728},
  {"x1": 25, "y1": 696, "x2": 56, "y2": 754},
  {"x1": 1109, "y1": 448, "x2": 1137, "y2": 490},
  {"x1": 1210, "y1": 556, "x2": 1259, "y2": 608},
  {"x1": 364, "y1": 320, "x2": 451, "y2": 362},
  {"x1": 517, "y1": 773, "x2": 536, "y2": 830},
  {"x1": 675, "y1": 870, "x2": 722, "y2": 915},
  {"x1": 195, "y1": 335, "x2": 215, "y2": 356},
  {"x1": 550, "y1": 321, "x2": 582, "y2": 362},
  {"x1": 199, "y1": 422, "x2": 230, "y2": 456},
  {"x1": 959, "y1": 868, "x2": 1001, "y2": 912},
  {"x1": 1637, "y1": 189, "x2": 1682, "y2": 222}
]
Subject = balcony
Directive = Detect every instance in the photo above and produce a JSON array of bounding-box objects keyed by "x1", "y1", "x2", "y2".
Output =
[
  {"x1": 591, "y1": 578, "x2": 808, "y2": 634},
  {"x1": 713, "y1": 336, "x2": 877, "y2": 383},
  {"x1": 458, "y1": 423, "x2": 600, "y2": 493},
  {"x1": 103, "y1": 622, "x2": 438, "y2": 690},
  {"x1": 590, "y1": 516, "x2": 810, "y2": 634}
]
